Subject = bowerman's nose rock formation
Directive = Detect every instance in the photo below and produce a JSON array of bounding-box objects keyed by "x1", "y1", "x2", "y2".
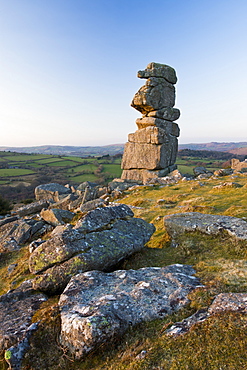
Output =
[{"x1": 121, "y1": 62, "x2": 180, "y2": 184}]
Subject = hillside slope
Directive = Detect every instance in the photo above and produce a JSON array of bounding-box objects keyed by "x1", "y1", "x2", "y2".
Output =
[{"x1": 0, "y1": 172, "x2": 247, "y2": 369}]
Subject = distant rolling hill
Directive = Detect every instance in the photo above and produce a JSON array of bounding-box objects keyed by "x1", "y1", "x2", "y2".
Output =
[
  {"x1": 178, "y1": 142, "x2": 247, "y2": 152},
  {"x1": 0, "y1": 142, "x2": 246, "y2": 156},
  {"x1": 228, "y1": 147, "x2": 247, "y2": 156},
  {"x1": 0, "y1": 144, "x2": 125, "y2": 156}
]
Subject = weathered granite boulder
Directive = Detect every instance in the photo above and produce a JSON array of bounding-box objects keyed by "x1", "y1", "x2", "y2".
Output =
[
  {"x1": 147, "y1": 107, "x2": 180, "y2": 121},
  {"x1": 131, "y1": 77, "x2": 175, "y2": 114},
  {"x1": 128, "y1": 126, "x2": 169, "y2": 145},
  {"x1": 15, "y1": 200, "x2": 49, "y2": 217},
  {"x1": 29, "y1": 205, "x2": 155, "y2": 294},
  {"x1": 135, "y1": 118, "x2": 180, "y2": 136},
  {"x1": 164, "y1": 212, "x2": 247, "y2": 244},
  {"x1": 35, "y1": 183, "x2": 71, "y2": 201},
  {"x1": 59, "y1": 265, "x2": 200, "y2": 358},
  {"x1": 40, "y1": 208, "x2": 75, "y2": 226},
  {"x1": 121, "y1": 141, "x2": 177, "y2": 170},
  {"x1": 78, "y1": 198, "x2": 106, "y2": 213},
  {"x1": 0, "y1": 218, "x2": 49, "y2": 252},
  {"x1": 0, "y1": 280, "x2": 47, "y2": 352},
  {"x1": 137, "y1": 62, "x2": 178, "y2": 84},
  {"x1": 48, "y1": 193, "x2": 78, "y2": 211}
]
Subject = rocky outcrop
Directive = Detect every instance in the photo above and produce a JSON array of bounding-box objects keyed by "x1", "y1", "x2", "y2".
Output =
[
  {"x1": 164, "y1": 212, "x2": 247, "y2": 245},
  {"x1": 121, "y1": 62, "x2": 180, "y2": 184},
  {"x1": 35, "y1": 183, "x2": 71, "y2": 201},
  {"x1": 29, "y1": 204, "x2": 155, "y2": 294},
  {"x1": 59, "y1": 265, "x2": 200, "y2": 358}
]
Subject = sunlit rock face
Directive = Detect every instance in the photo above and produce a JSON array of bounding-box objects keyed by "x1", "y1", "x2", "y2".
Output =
[{"x1": 121, "y1": 62, "x2": 180, "y2": 184}]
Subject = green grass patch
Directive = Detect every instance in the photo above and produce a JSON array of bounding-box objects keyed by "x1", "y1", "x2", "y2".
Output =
[
  {"x1": 3, "y1": 155, "x2": 50, "y2": 161},
  {"x1": 46, "y1": 160, "x2": 79, "y2": 167},
  {"x1": 177, "y1": 164, "x2": 194, "y2": 175},
  {"x1": 36, "y1": 157, "x2": 66, "y2": 164},
  {"x1": 102, "y1": 164, "x2": 122, "y2": 177},
  {"x1": 0, "y1": 169, "x2": 35, "y2": 176},
  {"x1": 67, "y1": 164, "x2": 98, "y2": 172},
  {"x1": 69, "y1": 174, "x2": 98, "y2": 182}
]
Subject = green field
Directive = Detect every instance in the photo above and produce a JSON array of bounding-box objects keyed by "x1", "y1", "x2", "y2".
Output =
[
  {"x1": 0, "y1": 150, "x2": 229, "y2": 203},
  {"x1": 69, "y1": 174, "x2": 99, "y2": 182},
  {"x1": 0, "y1": 169, "x2": 35, "y2": 176},
  {"x1": 102, "y1": 164, "x2": 122, "y2": 177},
  {"x1": 3, "y1": 154, "x2": 50, "y2": 161}
]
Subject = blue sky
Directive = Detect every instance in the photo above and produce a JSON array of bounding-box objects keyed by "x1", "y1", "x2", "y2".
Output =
[{"x1": 0, "y1": 0, "x2": 246, "y2": 146}]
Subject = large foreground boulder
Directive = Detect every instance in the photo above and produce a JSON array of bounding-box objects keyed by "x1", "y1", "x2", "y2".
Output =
[
  {"x1": 29, "y1": 205, "x2": 155, "y2": 294},
  {"x1": 59, "y1": 265, "x2": 200, "y2": 358}
]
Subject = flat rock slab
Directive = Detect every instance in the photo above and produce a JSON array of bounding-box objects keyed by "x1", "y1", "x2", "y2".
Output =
[
  {"x1": 0, "y1": 280, "x2": 47, "y2": 352},
  {"x1": 164, "y1": 212, "x2": 247, "y2": 242},
  {"x1": 59, "y1": 265, "x2": 200, "y2": 358}
]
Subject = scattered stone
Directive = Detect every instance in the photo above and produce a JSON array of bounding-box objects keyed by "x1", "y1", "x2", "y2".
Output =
[
  {"x1": 35, "y1": 183, "x2": 71, "y2": 201},
  {"x1": 214, "y1": 168, "x2": 233, "y2": 177},
  {"x1": 212, "y1": 182, "x2": 242, "y2": 190},
  {"x1": 0, "y1": 219, "x2": 48, "y2": 252},
  {"x1": 59, "y1": 265, "x2": 200, "y2": 358},
  {"x1": 0, "y1": 216, "x2": 19, "y2": 228},
  {"x1": 166, "y1": 293, "x2": 247, "y2": 337},
  {"x1": 7, "y1": 263, "x2": 18, "y2": 275},
  {"x1": 208, "y1": 293, "x2": 247, "y2": 314},
  {"x1": 4, "y1": 322, "x2": 39, "y2": 370},
  {"x1": 193, "y1": 167, "x2": 213, "y2": 177},
  {"x1": 0, "y1": 280, "x2": 47, "y2": 352},
  {"x1": 78, "y1": 198, "x2": 105, "y2": 213},
  {"x1": 166, "y1": 309, "x2": 209, "y2": 336},
  {"x1": 15, "y1": 200, "x2": 49, "y2": 217},
  {"x1": 121, "y1": 62, "x2": 180, "y2": 184},
  {"x1": 108, "y1": 179, "x2": 138, "y2": 192},
  {"x1": 49, "y1": 193, "x2": 78, "y2": 211},
  {"x1": 164, "y1": 212, "x2": 247, "y2": 243},
  {"x1": 40, "y1": 208, "x2": 75, "y2": 226}
]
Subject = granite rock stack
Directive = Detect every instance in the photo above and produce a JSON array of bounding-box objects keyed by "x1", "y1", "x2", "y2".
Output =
[{"x1": 121, "y1": 62, "x2": 180, "y2": 184}]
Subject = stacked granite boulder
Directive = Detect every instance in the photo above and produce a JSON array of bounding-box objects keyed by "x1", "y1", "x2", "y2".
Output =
[{"x1": 121, "y1": 62, "x2": 180, "y2": 184}]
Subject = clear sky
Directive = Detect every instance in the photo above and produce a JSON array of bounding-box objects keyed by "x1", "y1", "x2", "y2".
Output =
[{"x1": 0, "y1": 0, "x2": 246, "y2": 147}]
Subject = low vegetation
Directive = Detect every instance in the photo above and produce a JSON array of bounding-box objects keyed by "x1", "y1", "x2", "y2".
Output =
[{"x1": 0, "y1": 167, "x2": 246, "y2": 369}]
